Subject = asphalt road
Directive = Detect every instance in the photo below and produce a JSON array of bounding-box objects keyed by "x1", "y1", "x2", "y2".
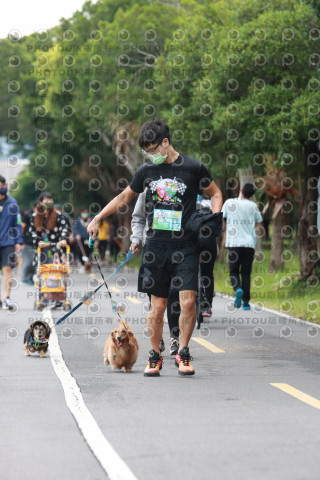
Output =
[{"x1": 2, "y1": 262, "x2": 320, "y2": 480}]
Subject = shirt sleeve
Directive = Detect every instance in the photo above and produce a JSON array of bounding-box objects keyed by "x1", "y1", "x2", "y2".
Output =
[
  {"x1": 221, "y1": 201, "x2": 227, "y2": 219},
  {"x1": 58, "y1": 214, "x2": 71, "y2": 241},
  {"x1": 29, "y1": 215, "x2": 38, "y2": 247},
  {"x1": 129, "y1": 165, "x2": 145, "y2": 194},
  {"x1": 11, "y1": 205, "x2": 24, "y2": 244},
  {"x1": 130, "y1": 190, "x2": 147, "y2": 245},
  {"x1": 254, "y1": 204, "x2": 263, "y2": 223},
  {"x1": 198, "y1": 163, "x2": 213, "y2": 191}
]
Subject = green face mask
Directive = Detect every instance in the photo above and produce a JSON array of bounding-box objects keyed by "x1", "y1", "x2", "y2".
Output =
[
  {"x1": 81, "y1": 213, "x2": 89, "y2": 219},
  {"x1": 44, "y1": 203, "x2": 54, "y2": 210},
  {"x1": 149, "y1": 151, "x2": 168, "y2": 165}
]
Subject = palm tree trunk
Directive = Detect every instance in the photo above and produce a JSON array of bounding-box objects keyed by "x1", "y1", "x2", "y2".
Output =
[
  {"x1": 269, "y1": 206, "x2": 284, "y2": 271},
  {"x1": 297, "y1": 143, "x2": 320, "y2": 278}
]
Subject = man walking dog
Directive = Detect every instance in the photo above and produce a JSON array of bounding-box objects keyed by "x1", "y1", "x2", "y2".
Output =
[{"x1": 87, "y1": 119, "x2": 222, "y2": 376}]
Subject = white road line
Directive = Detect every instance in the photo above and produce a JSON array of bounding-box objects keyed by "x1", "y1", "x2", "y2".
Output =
[
  {"x1": 44, "y1": 310, "x2": 138, "y2": 480},
  {"x1": 218, "y1": 292, "x2": 320, "y2": 329}
]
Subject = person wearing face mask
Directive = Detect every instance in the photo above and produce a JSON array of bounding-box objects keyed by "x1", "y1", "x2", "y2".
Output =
[
  {"x1": 73, "y1": 207, "x2": 92, "y2": 273},
  {"x1": 29, "y1": 192, "x2": 71, "y2": 266},
  {"x1": 0, "y1": 175, "x2": 24, "y2": 310},
  {"x1": 87, "y1": 119, "x2": 223, "y2": 377}
]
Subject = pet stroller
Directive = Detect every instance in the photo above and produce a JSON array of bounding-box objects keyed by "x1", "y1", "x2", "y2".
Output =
[{"x1": 34, "y1": 242, "x2": 72, "y2": 312}]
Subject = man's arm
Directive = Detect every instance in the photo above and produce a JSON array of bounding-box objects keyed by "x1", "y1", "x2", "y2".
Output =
[
  {"x1": 130, "y1": 190, "x2": 147, "y2": 254},
  {"x1": 255, "y1": 221, "x2": 265, "y2": 239},
  {"x1": 87, "y1": 186, "x2": 138, "y2": 238},
  {"x1": 13, "y1": 205, "x2": 24, "y2": 253},
  {"x1": 204, "y1": 180, "x2": 223, "y2": 213}
]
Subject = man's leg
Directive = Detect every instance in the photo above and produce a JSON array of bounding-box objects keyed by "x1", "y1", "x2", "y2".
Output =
[
  {"x1": 167, "y1": 288, "x2": 180, "y2": 355},
  {"x1": 21, "y1": 245, "x2": 35, "y2": 283},
  {"x1": 178, "y1": 290, "x2": 196, "y2": 349},
  {"x1": 148, "y1": 295, "x2": 167, "y2": 354},
  {"x1": 175, "y1": 290, "x2": 196, "y2": 375},
  {"x1": 167, "y1": 288, "x2": 180, "y2": 338},
  {"x1": 199, "y1": 236, "x2": 217, "y2": 310},
  {"x1": 240, "y1": 248, "x2": 255, "y2": 303},
  {"x1": 228, "y1": 248, "x2": 241, "y2": 292},
  {"x1": 3, "y1": 265, "x2": 13, "y2": 299},
  {"x1": 144, "y1": 295, "x2": 167, "y2": 377}
]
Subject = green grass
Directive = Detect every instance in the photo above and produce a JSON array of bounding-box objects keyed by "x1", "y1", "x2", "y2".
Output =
[
  {"x1": 214, "y1": 249, "x2": 320, "y2": 323},
  {"x1": 126, "y1": 247, "x2": 319, "y2": 323}
]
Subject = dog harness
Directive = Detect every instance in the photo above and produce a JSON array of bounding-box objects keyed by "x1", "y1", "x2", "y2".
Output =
[{"x1": 29, "y1": 335, "x2": 49, "y2": 350}]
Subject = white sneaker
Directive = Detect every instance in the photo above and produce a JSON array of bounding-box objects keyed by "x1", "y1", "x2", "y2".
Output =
[
  {"x1": 159, "y1": 338, "x2": 165, "y2": 353},
  {"x1": 170, "y1": 338, "x2": 179, "y2": 355},
  {"x1": 3, "y1": 298, "x2": 14, "y2": 310}
]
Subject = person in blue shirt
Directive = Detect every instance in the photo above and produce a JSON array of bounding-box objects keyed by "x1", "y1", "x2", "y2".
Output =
[
  {"x1": 222, "y1": 183, "x2": 263, "y2": 310},
  {"x1": 0, "y1": 175, "x2": 24, "y2": 310}
]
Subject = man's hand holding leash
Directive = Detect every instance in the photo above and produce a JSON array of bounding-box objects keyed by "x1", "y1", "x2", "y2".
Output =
[
  {"x1": 87, "y1": 216, "x2": 100, "y2": 240},
  {"x1": 129, "y1": 243, "x2": 139, "y2": 255}
]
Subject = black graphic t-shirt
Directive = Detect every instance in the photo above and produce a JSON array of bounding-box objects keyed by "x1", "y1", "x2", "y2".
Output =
[{"x1": 130, "y1": 154, "x2": 212, "y2": 243}]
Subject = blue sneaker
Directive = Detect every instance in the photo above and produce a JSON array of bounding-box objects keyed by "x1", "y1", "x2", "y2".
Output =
[
  {"x1": 242, "y1": 301, "x2": 251, "y2": 310},
  {"x1": 234, "y1": 288, "x2": 244, "y2": 308}
]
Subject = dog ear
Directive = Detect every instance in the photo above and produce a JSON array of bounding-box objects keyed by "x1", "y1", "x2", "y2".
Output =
[{"x1": 46, "y1": 325, "x2": 51, "y2": 336}]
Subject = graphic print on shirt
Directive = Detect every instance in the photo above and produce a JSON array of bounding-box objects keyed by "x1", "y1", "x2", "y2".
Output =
[
  {"x1": 149, "y1": 177, "x2": 187, "y2": 231},
  {"x1": 149, "y1": 177, "x2": 187, "y2": 204}
]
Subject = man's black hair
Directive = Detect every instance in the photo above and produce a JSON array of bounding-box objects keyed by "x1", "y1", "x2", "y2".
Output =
[
  {"x1": 0, "y1": 175, "x2": 6, "y2": 184},
  {"x1": 138, "y1": 119, "x2": 170, "y2": 148},
  {"x1": 242, "y1": 183, "x2": 257, "y2": 199},
  {"x1": 37, "y1": 192, "x2": 54, "y2": 203}
]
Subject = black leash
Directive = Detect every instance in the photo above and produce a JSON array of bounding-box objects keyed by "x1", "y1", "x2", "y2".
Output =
[{"x1": 92, "y1": 252, "x2": 121, "y2": 318}]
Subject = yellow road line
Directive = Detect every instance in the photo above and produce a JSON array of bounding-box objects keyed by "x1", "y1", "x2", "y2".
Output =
[
  {"x1": 271, "y1": 383, "x2": 320, "y2": 410},
  {"x1": 127, "y1": 296, "x2": 141, "y2": 304},
  {"x1": 110, "y1": 286, "x2": 120, "y2": 293},
  {"x1": 192, "y1": 337, "x2": 225, "y2": 354}
]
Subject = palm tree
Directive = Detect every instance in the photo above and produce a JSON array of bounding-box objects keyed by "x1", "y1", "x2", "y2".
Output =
[{"x1": 261, "y1": 157, "x2": 298, "y2": 271}]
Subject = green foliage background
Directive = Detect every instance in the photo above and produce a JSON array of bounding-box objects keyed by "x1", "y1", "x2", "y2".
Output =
[{"x1": 1, "y1": 0, "x2": 320, "y2": 213}]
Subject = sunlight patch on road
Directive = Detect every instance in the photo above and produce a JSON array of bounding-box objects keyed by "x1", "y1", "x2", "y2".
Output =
[
  {"x1": 110, "y1": 286, "x2": 120, "y2": 293},
  {"x1": 127, "y1": 296, "x2": 141, "y2": 304}
]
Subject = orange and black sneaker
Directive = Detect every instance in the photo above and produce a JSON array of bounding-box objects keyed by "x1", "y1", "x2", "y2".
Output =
[
  {"x1": 175, "y1": 346, "x2": 195, "y2": 376},
  {"x1": 144, "y1": 349, "x2": 163, "y2": 377}
]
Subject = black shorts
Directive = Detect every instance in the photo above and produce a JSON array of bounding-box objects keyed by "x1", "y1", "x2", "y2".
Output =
[
  {"x1": 138, "y1": 242, "x2": 199, "y2": 298},
  {"x1": 0, "y1": 245, "x2": 16, "y2": 268}
]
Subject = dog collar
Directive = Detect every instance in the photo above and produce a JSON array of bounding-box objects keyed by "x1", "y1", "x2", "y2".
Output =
[{"x1": 30, "y1": 335, "x2": 49, "y2": 348}]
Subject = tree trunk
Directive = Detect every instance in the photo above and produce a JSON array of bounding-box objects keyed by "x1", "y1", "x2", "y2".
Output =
[
  {"x1": 297, "y1": 143, "x2": 320, "y2": 279},
  {"x1": 269, "y1": 207, "x2": 284, "y2": 271},
  {"x1": 297, "y1": 199, "x2": 317, "y2": 278}
]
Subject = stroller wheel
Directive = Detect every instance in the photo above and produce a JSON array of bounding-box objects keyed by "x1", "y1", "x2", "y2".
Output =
[
  {"x1": 63, "y1": 301, "x2": 72, "y2": 311},
  {"x1": 34, "y1": 301, "x2": 45, "y2": 312}
]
